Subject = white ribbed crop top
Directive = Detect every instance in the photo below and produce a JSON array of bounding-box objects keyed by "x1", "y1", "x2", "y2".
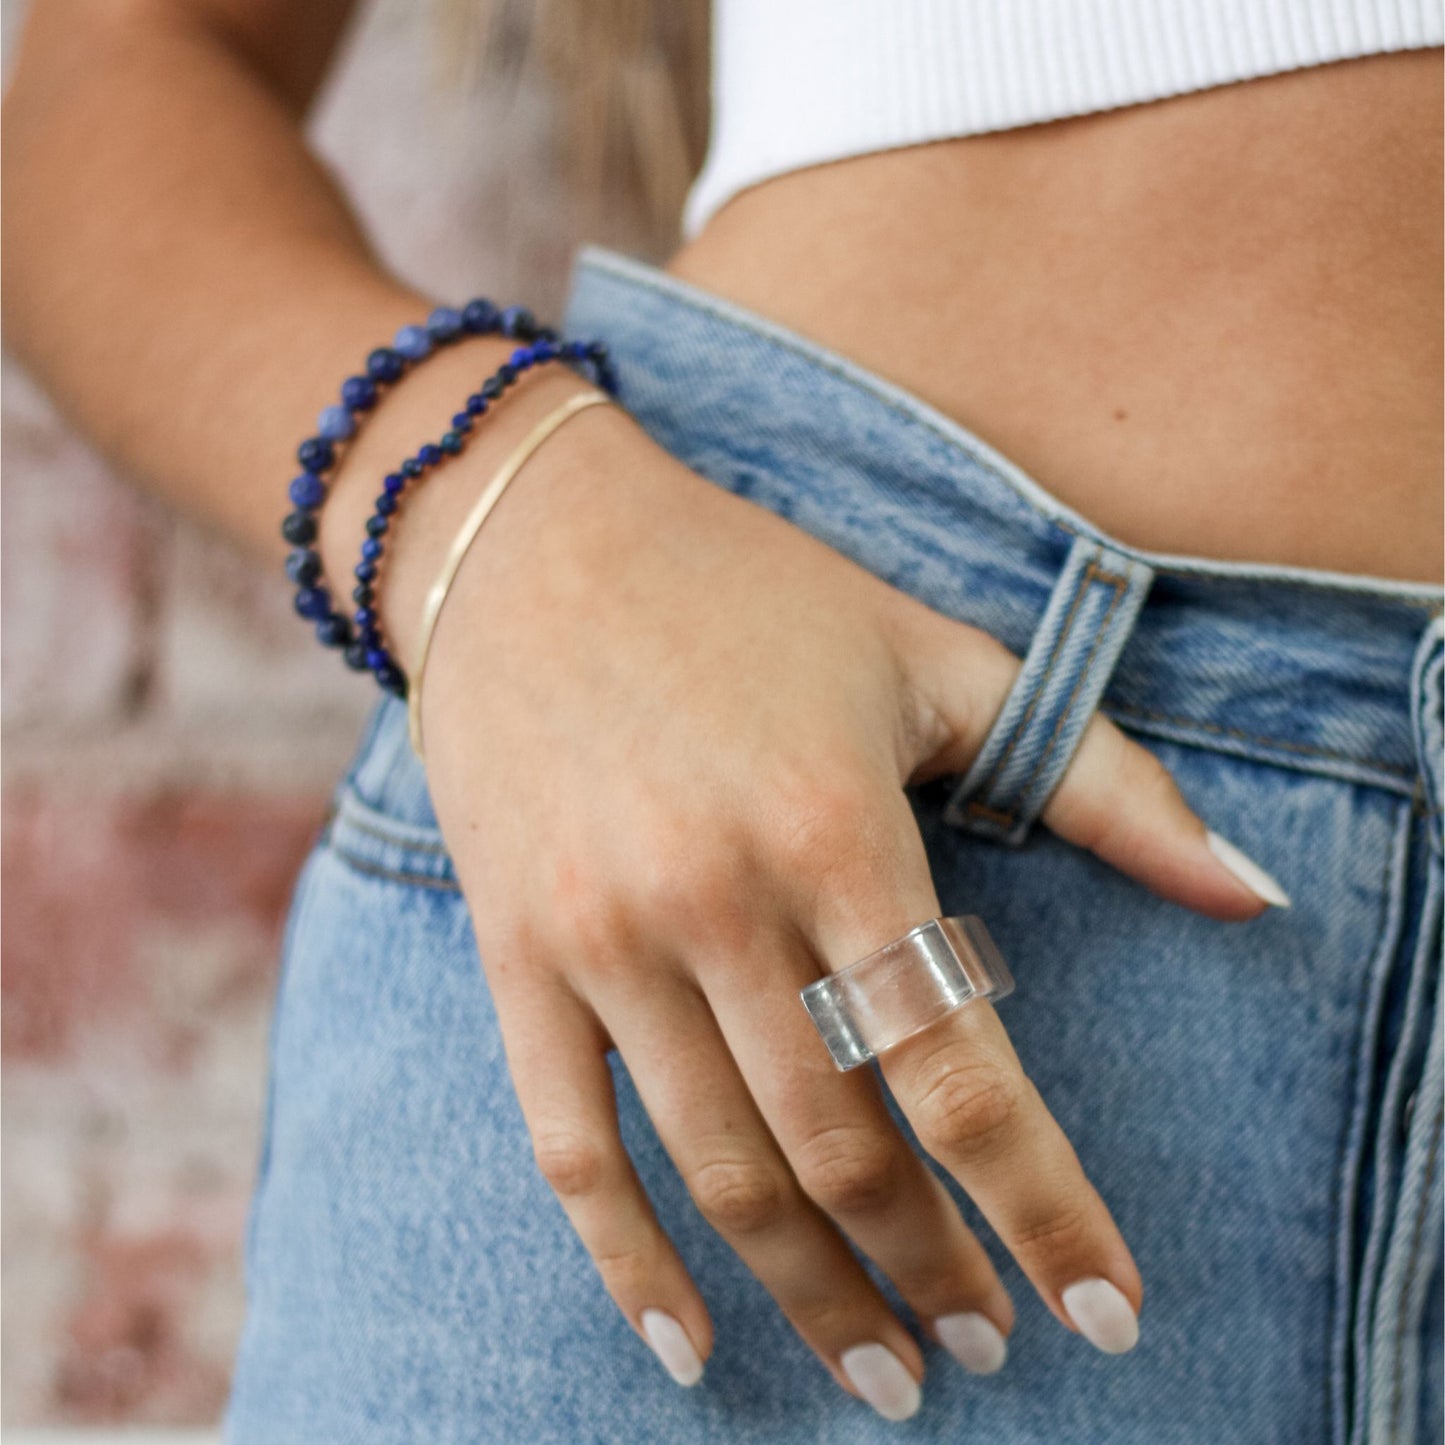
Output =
[{"x1": 681, "y1": 0, "x2": 1444, "y2": 239}]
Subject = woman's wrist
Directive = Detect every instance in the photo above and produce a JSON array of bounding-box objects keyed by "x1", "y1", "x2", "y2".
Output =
[{"x1": 315, "y1": 339, "x2": 607, "y2": 675}]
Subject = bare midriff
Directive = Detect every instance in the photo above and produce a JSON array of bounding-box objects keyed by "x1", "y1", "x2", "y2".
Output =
[{"x1": 666, "y1": 50, "x2": 1443, "y2": 584}]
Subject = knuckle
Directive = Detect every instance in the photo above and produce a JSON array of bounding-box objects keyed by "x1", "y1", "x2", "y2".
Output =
[
  {"x1": 689, "y1": 1156, "x2": 789, "y2": 1235},
  {"x1": 552, "y1": 878, "x2": 639, "y2": 965},
  {"x1": 914, "y1": 1057, "x2": 1026, "y2": 1163},
  {"x1": 1009, "y1": 1201, "x2": 1094, "y2": 1264},
  {"x1": 586, "y1": 1241, "x2": 656, "y2": 1290},
  {"x1": 632, "y1": 828, "x2": 761, "y2": 953},
  {"x1": 795, "y1": 1126, "x2": 902, "y2": 1216},
  {"x1": 770, "y1": 774, "x2": 877, "y2": 878},
  {"x1": 532, "y1": 1132, "x2": 610, "y2": 1199}
]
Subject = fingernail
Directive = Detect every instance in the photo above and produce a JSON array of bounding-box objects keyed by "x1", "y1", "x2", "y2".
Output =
[
  {"x1": 1205, "y1": 830, "x2": 1292, "y2": 909},
  {"x1": 935, "y1": 1311, "x2": 1008, "y2": 1374},
  {"x1": 840, "y1": 1342, "x2": 922, "y2": 1422},
  {"x1": 640, "y1": 1308, "x2": 704, "y2": 1387},
  {"x1": 1060, "y1": 1278, "x2": 1139, "y2": 1355}
]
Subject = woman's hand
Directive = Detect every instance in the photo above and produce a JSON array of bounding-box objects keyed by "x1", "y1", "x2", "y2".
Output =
[{"x1": 388, "y1": 397, "x2": 1274, "y2": 1419}]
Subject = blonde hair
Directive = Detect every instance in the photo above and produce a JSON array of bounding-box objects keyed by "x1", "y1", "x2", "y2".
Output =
[{"x1": 432, "y1": 0, "x2": 710, "y2": 252}]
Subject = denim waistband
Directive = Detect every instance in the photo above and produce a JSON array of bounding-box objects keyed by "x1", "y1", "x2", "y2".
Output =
[{"x1": 555, "y1": 245, "x2": 1442, "y2": 808}]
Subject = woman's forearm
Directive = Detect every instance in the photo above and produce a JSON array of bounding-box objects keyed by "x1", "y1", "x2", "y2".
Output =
[{"x1": 1, "y1": 0, "x2": 525, "y2": 566}]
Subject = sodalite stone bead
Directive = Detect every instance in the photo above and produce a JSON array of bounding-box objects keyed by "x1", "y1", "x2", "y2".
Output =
[
  {"x1": 393, "y1": 324, "x2": 433, "y2": 360},
  {"x1": 366, "y1": 347, "x2": 404, "y2": 383},
  {"x1": 296, "y1": 437, "x2": 334, "y2": 473},
  {"x1": 317, "y1": 404, "x2": 356, "y2": 441},
  {"x1": 288, "y1": 472, "x2": 326, "y2": 511},
  {"x1": 426, "y1": 306, "x2": 464, "y2": 342},
  {"x1": 341, "y1": 375, "x2": 377, "y2": 410}
]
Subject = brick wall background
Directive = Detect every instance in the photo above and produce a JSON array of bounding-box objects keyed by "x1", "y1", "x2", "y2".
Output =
[{"x1": 2, "y1": 0, "x2": 669, "y2": 1425}]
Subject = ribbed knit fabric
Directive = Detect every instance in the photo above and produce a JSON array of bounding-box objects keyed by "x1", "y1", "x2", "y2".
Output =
[{"x1": 681, "y1": 0, "x2": 1444, "y2": 238}]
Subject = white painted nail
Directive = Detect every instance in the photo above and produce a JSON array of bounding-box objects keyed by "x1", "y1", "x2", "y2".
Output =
[
  {"x1": 1206, "y1": 830, "x2": 1292, "y2": 908},
  {"x1": 1061, "y1": 1278, "x2": 1140, "y2": 1355},
  {"x1": 840, "y1": 1342, "x2": 922, "y2": 1422},
  {"x1": 640, "y1": 1309, "x2": 704, "y2": 1387},
  {"x1": 935, "y1": 1311, "x2": 1008, "y2": 1374}
]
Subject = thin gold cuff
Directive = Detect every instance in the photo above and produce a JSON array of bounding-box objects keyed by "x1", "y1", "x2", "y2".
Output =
[{"x1": 406, "y1": 388, "x2": 614, "y2": 760}]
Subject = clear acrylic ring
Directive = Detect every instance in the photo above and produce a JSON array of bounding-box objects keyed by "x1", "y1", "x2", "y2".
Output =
[{"x1": 800, "y1": 917, "x2": 1014, "y2": 1071}]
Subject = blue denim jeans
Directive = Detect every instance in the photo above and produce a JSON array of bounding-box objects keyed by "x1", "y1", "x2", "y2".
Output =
[{"x1": 226, "y1": 246, "x2": 1444, "y2": 1444}]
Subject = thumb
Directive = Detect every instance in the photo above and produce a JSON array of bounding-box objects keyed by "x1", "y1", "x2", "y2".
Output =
[{"x1": 894, "y1": 608, "x2": 1291, "y2": 922}]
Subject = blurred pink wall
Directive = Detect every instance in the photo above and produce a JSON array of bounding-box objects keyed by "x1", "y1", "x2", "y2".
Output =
[{"x1": 2, "y1": 0, "x2": 661, "y2": 1425}]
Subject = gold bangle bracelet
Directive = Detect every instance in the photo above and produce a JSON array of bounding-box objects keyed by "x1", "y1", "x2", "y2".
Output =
[{"x1": 406, "y1": 388, "x2": 614, "y2": 760}]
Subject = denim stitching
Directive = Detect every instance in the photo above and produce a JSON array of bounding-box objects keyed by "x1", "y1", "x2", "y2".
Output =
[
  {"x1": 328, "y1": 841, "x2": 461, "y2": 892},
  {"x1": 963, "y1": 553, "x2": 1100, "y2": 814},
  {"x1": 1330, "y1": 802, "x2": 1412, "y2": 1445},
  {"x1": 965, "y1": 559, "x2": 1128, "y2": 831},
  {"x1": 337, "y1": 799, "x2": 451, "y2": 855},
  {"x1": 580, "y1": 255, "x2": 1445, "y2": 603},
  {"x1": 1104, "y1": 703, "x2": 1417, "y2": 779},
  {"x1": 1010, "y1": 565, "x2": 1128, "y2": 823},
  {"x1": 1391, "y1": 1098, "x2": 1444, "y2": 1442}
]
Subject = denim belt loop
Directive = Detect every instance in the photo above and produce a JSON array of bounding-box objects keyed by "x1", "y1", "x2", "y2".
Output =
[
  {"x1": 943, "y1": 533, "x2": 1156, "y2": 845},
  {"x1": 1410, "y1": 611, "x2": 1444, "y2": 858}
]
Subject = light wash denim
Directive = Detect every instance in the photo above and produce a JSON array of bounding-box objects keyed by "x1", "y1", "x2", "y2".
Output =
[{"x1": 226, "y1": 246, "x2": 1444, "y2": 1444}]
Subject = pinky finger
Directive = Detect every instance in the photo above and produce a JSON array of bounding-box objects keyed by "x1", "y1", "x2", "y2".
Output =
[{"x1": 497, "y1": 974, "x2": 714, "y2": 1387}]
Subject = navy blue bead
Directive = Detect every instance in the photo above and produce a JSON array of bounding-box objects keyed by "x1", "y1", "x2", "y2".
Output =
[
  {"x1": 496, "y1": 363, "x2": 518, "y2": 385},
  {"x1": 566, "y1": 340, "x2": 589, "y2": 359},
  {"x1": 462, "y1": 298, "x2": 499, "y2": 333},
  {"x1": 534, "y1": 325, "x2": 560, "y2": 345},
  {"x1": 297, "y1": 436, "x2": 334, "y2": 472},
  {"x1": 317, "y1": 404, "x2": 355, "y2": 442},
  {"x1": 366, "y1": 347, "x2": 404, "y2": 383},
  {"x1": 354, "y1": 606, "x2": 376, "y2": 629},
  {"x1": 375, "y1": 493, "x2": 398, "y2": 516},
  {"x1": 358, "y1": 626, "x2": 381, "y2": 648},
  {"x1": 293, "y1": 585, "x2": 332, "y2": 621},
  {"x1": 440, "y1": 431, "x2": 463, "y2": 455},
  {"x1": 376, "y1": 663, "x2": 407, "y2": 698},
  {"x1": 383, "y1": 472, "x2": 407, "y2": 495},
  {"x1": 365, "y1": 647, "x2": 389, "y2": 671},
  {"x1": 510, "y1": 346, "x2": 535, "y2": 370},
  {"x1": 466, "y1": 394, "x2": 488, "y2": 416},
  {"x1": 361, "y1": 538, "x2": 383, "y2": 562},
  {"x1": 418, "y1": 443, "x2": 442, "y2": 468},
  {"x1": 532, "y1": 338, "x2": 558, "y2": 362},
  {"x1": 354, "y1": 560, "x2": 377, "y2": 582},
  {"x1": 281, "y1": 510, "x2": 317, "y2": 545},
  {"x1": 586, "y1": 341, "x2": 609, "y2": 362},
  {"x1": 287, "y1": 472, "x2": 326, "y2": 511},
  {"x1": 316, "y1": 614, "x2": 353, "y2": 648},
  {"x1": 284, "y1": 548, "x2": 322, "y2": 586},
  {"x1": 499, "y1": 305, "x2": 537, "y2": 339},
  {"x1": 393, "y1": 324, "x2": 432, "y2": 360},
  {"x1": 341, "y1": 375, "x2": 377, "y2": 410},
  {"x1": 365, "y1": 515, "x2": 389, "y2": 537},
  {"x1": 599, "y1": 367, "x2": 620, "y2": 397},
  {"x1": 480, "y1": 377, "x2": 503, "y2": 401},
  {"x1": 451, "y1": 413, "x2": 473, "y2": 431},
  {"x1": 426, "y1": 305, "x2": 464, "y2": 342},
  {"x1": 343, "y1": 640, "x2": 371, "y2": 671},
  {"x1": 352, "y1": 583, "x2": 374, "y2": 605},
  {"x1": 401, "y1": 457, "x2": 423, "y2": 478}
]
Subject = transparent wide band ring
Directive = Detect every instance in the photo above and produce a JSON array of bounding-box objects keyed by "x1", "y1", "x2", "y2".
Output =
[{"x1": 800, "y1": 917, "x2": 1014, "y2": 1071}]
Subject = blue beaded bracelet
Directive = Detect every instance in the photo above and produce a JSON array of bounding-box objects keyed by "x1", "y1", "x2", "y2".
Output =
[
  {"x1": 280, "y1": 300, "x2": 614, "y2": 685},
  {"x1": 347, "y1": 337, "x2": 618, "y2": 698}
]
